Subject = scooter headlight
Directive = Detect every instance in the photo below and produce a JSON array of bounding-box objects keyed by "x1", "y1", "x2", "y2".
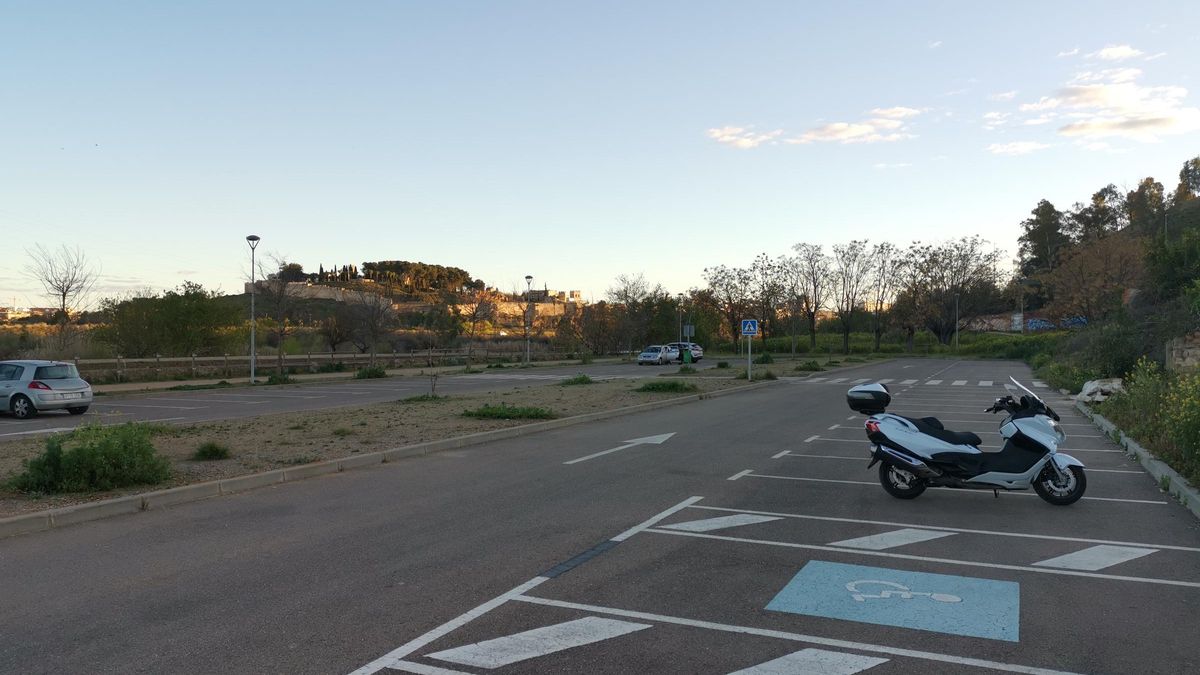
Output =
[{"x1": 1050, "y1": 420, "x2": 1065, "y2": 444}]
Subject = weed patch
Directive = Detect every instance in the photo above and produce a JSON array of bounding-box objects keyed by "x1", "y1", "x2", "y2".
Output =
[
  {"x1": 192, "y1": 441, "x2": 231, "y2": 461},
  {"x1": 9, "y1": 423, "x2": 171, "y2": 494},
  {"x1": 462, "y1": 404, "x2": 556, "y2": 419},
  {"x1": 355, "y1": 366, "x2": 387, "y2": 379},
  {"x1": 636, "y1": 380, "x2": 698, "y2": 393},
  {"x1": 561, "y1": 374, "x2": 595, "y2": 386}
]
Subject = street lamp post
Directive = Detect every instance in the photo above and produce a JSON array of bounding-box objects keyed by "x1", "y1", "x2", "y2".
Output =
[
  {"x1": 954, "y1": 293, "x2": 960, "y2": 351},
  {"x1": 524, "y1": 275, "x2": 533, "y2": 365},
  {"x1": 246, "y1": 235, "x2": 260, "y2": 383},
  {"x1": 677, "y1": 294, "x2": 684, "y2": 344}
]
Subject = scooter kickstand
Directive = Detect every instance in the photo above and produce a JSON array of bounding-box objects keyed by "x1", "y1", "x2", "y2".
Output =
[{"x1": 993, "y1": 489, "x2": 999, "y2": 498}]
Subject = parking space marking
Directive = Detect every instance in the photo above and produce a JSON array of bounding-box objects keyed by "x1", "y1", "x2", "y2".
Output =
[
  {"x1": 145, "y1": 397, "x2": 269, "y2": 405},
  {"x1": 876, "y1": 379, "x2": 894, "y2": 384},
  {"x1": 213, "y1": 392, "x2": 327, "y2": 399},
  {"x1": 729, "y1": 648, "x2": 888, "y2": 674},
  {"x1": 660, "y1": 514, "x2": 781, "y2": 533},
  {"x1": 425, "y1": 616, "x2": 651, "y2": 669},
  {"x1": 728, "y1": 469, "x2": 754, "y2": 481},
  {"x1": 612, "y1": 496, "x2": 705, "y2": 542},
  {"x1": 828, "y1": 378, "x2": 848, "y2": 384},
  {"x1": 90, "y1": 402, "x2": 203, "y2": 410},
  {"x1": 690, "y1": 504, "x2": 1200, "y2": 552},
  {"x1": 980, "y1": 380, "x2": 993, "y2": 386},
  {"x1": 900, "y1": 379, "x2": 918, "y2": 385},
  {"x1": 829, "y1": 528, "x2": 956, "y2": 551},
  {"x1": 808, "y1": 377, "x2": 828, "y2": 382},
  {"x1": 766, "y1": 561, "x2": 1020, "y2": 641},
  {"x1": 1033, "y1": 381, "x2": 1048, "y2": 388},
  {"x1": 952, "y1": 380, "x2": 967, "y2": 386},
  {"x1": 771, "y1": 450, "x2": 790, "y2": 459},
  {"x1": 851, "y1": 378, "x2": 870, "y2": 384},
  {"x1": 645, "y1": 529, "x2": 1200, "y2": 588},
  {"x1": 1032, "y1": 545, "x2": 1158, "y2": 571},
  {"x1": 925, "y1": 380, "x2": 942, "y2": 385},
  {"x1": 386, "y1": 661, "x2": 471, "y2": 674},
  {"x1": 803, "y1": 435, "x2": 819, "y2": 443},
  {"x1": 740, "y1": 472, "x2": 1168, "y2": 504},
  {"x1": 513, "y1": 596, "x2": 1080, "y2": 674}
]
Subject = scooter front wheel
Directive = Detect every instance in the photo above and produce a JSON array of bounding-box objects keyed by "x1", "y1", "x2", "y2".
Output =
[
  {"x1": 1033, "y1": 465, "x2": 1087, "y2": 505},
  {"x1": 879, "y1": 462, "x2": 927, "y2": 499}
]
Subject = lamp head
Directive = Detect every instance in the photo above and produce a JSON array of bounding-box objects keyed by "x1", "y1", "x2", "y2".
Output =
[{"x1": 246, "y1": 234, "x2": 261, "y2": 249}]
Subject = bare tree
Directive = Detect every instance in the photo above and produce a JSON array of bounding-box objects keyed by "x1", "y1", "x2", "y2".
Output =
[
  {"x1": 350, "y1": 287, "x2": 397, "y2": 366},
  {"x1": 792, "y1": 243, "x2": 830, "y2": 350},
  {"x1": 24, "y1": 244, "x2": 99, "y2": 351},
  {"x1": 867, "y1": 242, "x2": 900, "y2": 352},
  {"x1": 255, "y1": 256, "x2": 298, "y2": 375},
  {"x1": 748, "y1": 253, "x2": 785, "y2": 342},
  {"x1": 461, "y1": 290, "x2": 498, "y2": 367},
  {"x1": 319, "y1": 306, "x2": 354, "y2": 353},
  {"x1": 606, "y1": 273, "x2": 652, "y2": 354},
  {"x1": 832, "y1": 240, "x2": 871, "y2": 354},
  {"x1": 702, "y1": 265, "x2": 750, "y2": 345}
]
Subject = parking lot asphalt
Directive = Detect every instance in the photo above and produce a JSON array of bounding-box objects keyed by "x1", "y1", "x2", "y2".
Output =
[
  {"x1": 0, "y1": 360, "x2": 720, "y2": 437},
  {"x1": 2, "y1": 358, "x2": 1197, "y2": 674}
]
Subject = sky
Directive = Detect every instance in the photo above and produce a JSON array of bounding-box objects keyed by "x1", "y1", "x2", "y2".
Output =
[{"x1": 2, "y1": 1, "x2": 1199, "y2": 308}]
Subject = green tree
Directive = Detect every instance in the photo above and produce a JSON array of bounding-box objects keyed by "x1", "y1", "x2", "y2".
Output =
[
  {"x1": 1017, "y1": 200, "x2": 1070, "y2": 276},
  {"x1": 1125, "y1": 178, "x2": 1166, "y2": 238},
  {"x1": 278, "y1": 263, "x2": 307, "y2": 282},
  {"x1": 1067, "y1": 185, "x2": 1126, "y2": 243}
]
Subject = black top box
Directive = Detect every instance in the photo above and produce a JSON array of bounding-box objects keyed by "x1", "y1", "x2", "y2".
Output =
[{"x1": 847, "y1": 382, "x2": 890, "y2": 414}]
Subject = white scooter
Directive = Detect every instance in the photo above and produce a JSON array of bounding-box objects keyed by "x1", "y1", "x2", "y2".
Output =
[{"x1": 847, "y1": 378, "x2": 1087, "y2": 505}]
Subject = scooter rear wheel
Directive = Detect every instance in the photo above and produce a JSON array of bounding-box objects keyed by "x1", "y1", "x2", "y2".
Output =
[
  {"x1": 1033, "y1": 465, "x2": 1086, "y2": 505},
  {"x1": 879, "y1": 462, "x2": 927, "y2": 499}
]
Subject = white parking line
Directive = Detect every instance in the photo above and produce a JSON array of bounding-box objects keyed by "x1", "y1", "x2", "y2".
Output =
[
  {"x1": 690, "y1": 505, "x2": 1200, "y2": 552},
  {"x1": 1032, "y1": 545, "x2": 1158, "y2": 571},
  {"x1": 979, "y1": 380, "x2": 993, "y2": 387},
  {"x1": 851, "y1": 378, "x2": 869, "y2": 384},
  {"x1": 645, "y1": 529, "x2": 1199, "y2": 588},
  {"x1": 387, "y1": 661, "x2": 470, "y2": 675},
  {"x1": 828, "y1": 528, "x2": 956, "y2": 551},
  {"x1": 900, "y1": 379, "x2": 918, "y2": 385},
  {"x1": 727, "y1": 469, "x2": 753, "y2": 481},
  {"x1": 730, "y1": 649, "x2": 888, "y2": 675},
  {"x1": 828, "y1": 378, "x2": 847, "y2": 384},
  {"x1": 90, "y1": 402, "x2": 203, "y2": 410},
  {"x1": 741, "y1": 472, "x2": 1167, "y2": 504},
  {"x1": 808, "y1": 436, "x2": 1121, "y2": 452},
  {"x1": 144, "y1": 397, "x2": 269, "y2": 405},
  {"x1": 803, "y1": 435, "x2": 819, "y2": 443},
  {"x1": 771, "y1": 450, "x2": 790, "y2": 459},
  {"x1": 660, "y1": 514, "x2": 781, "y2": 533},
  {"x1": 808, "y1": 377, "x2": 828, "y2": 382},
  {"x1": 425, "y1": 617, "x2": 651, "y2": 669},
  {"x1": 876, "y1": 379, "x2": 893, "y2": 384},
  {"x1": 513, "y1": 596, "x2": 1081, "y2": 675},
  {"x1": 213, "y1": 392, "x2": 326, "y2": 399},
  {"x1": 925, "y1": 380, "x2": 942, "y2": 385},
  {"x1": 952, "y1": 380, "x2": 967, "y2": 386}
]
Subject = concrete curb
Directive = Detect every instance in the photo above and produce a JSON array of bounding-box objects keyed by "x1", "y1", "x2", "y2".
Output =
[
  {"x1": 1075, "y1": 401, "x2": 1200, "y2": 521},
  {"x1": 0, "y1": 379, "x2": 780, "y2": 539}
]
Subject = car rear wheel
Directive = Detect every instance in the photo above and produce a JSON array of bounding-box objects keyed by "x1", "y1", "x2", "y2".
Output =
[
  {"x1": 68, "y1": 406, "x2": 89, "y2": 415},
  {"x1": 11, "y1": 394, "x2": 37, "y2": 419}
]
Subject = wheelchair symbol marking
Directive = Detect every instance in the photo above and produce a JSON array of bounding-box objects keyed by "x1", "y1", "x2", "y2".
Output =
[{"x1": 846, "y1": 579, "x2": 963, "y2": 604}]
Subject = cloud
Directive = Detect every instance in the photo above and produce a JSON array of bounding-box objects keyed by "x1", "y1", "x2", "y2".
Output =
[
  {"x1": 1057, "y1": 47, "x2": 1079, "y2": 57},
  {"x1": 872, "y1": 162, "x2": 913, "y2": 169},
  {"x1": 1144, "y1": 52, "x2": 1167, "y2": 61},
  {"x1": 870, "y1": 106, "x2": 922, "y2": 119},
  {"x1": 987, "y1": 141, "x2": 1050, "y2": 156},
  {"x1": 988, "y1": 90, "x2": 1018, "y2": 101},
  {"x1": 928, "y1": 40, "x2": 943, "y2": 49},
  {"x1": 982, "y1": 111, "x2": 1010, "y2": 130},
  {"x1": 1024, "y1": 115, "x2": 1056, "y2": 126},
  {"x1": 1015, "y1": 68, "x2": 1200, "y2": 141},
  {"x1": 706, "y1": 126, "x2": 784, "y2": 149},
  {"x1": 1088, "y1": 44, "x2": 1144, "y2": 61}
]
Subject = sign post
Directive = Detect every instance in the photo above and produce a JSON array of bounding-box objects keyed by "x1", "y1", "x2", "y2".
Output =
[{"x1": 741, "y1": 319, "x2": 759, "y2": 381}]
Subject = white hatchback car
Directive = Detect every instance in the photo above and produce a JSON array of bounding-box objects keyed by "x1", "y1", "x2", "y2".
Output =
[{"x1": 0, "y1": 360, "x2": 93, "y2": 419}]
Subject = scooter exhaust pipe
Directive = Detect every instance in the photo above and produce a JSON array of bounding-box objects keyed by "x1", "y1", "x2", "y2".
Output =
[{"x1": 878, "y1": 446, "x2": 941, "y2": 479}]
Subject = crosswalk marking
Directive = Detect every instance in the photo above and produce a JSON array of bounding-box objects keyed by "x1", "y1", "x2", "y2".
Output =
[
  {"x1": 660, "y1": 514, "x2": 781, "y2": 533},
  {"x1": 728, "y1": 648, "x2": 888, "y2": 675},
  {"x1": 925, "y1": 380, "x2": 942, "y2": 385},
  {"x1": 851, "y1": 378, "x2": 869, "y2": 384},
  {"x1": 387, "y1": 661, "x2": 472, "y2": 675},
  {"x1": 952, "y1": 380, "x2": 967, "y2": 386},
  {"x1": 828, "y1": 528, "x2": 956, "y2": 551},
  {"x1": 1032, "y1": 381, "x2": 1048, "y2": 388},
  {"x1": 1032, "y1": 545, "x2": 1158, "y2": 571},
  {"x1": 426, "y1": 617, "x2": 651, "y2": 668},
  {"x1": 979, "y1": 380, "x2": 993, "y2": 387},
  {"x1": 828, "y1": 378, "x2": 847, "y2": 384},
  {"x1": 877, "y1": 379, "x2": 893, "y2": 384},
  {"x1": 808, "y1": 377, "x2": 827, "y2": 382},
  {"x1": 900, "y1": 379, "x2": 917, "y2": 385}
]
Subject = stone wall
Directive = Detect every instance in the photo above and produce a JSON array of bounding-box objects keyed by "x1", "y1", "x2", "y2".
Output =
[{"x1": 1167, "y1": 332, "x2": 1200, "y2": 373}]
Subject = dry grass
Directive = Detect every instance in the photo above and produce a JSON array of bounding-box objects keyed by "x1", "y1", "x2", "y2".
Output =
[{"x1": 0, "y1": 376, "x2": 748, "y2": 517}]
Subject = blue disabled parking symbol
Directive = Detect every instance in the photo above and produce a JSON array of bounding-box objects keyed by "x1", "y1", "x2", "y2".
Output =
[{"x1": 766, "y1": 561, "x2": 1020, "y2": 642}]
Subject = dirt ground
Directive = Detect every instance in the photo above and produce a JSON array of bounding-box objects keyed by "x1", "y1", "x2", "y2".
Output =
[{"x1": 0, "y1": 375, "x2": 752, "y2": 518}]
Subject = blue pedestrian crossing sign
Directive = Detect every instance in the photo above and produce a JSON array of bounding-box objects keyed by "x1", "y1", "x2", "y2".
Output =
[{"x1": 741, "y1": 319, "x2": 759, "y2": 336}]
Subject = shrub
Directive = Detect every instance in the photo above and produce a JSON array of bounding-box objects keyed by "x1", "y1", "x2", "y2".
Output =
[
  {"x1": 1163, "y1": 373, "x2": 1200, "y2": 480},
  {"x1": 636, "y1": 380, "x2": 698, "y2": 393},
  {"x1": 462, "y1": 404, "x2": 556, "y2": 419},
  {"x1": 355, "y1": 366, "x2": 388, "y2": 379},
  {"x1": 795, "y1": 360, "x2": 824, "y2": 372},
  {"x1": 1039, "y1": 362, "x2": 1098, "y2": 393},
  {"x1": 579, "y1": 353, "x2": 594, "y2": 364},
  {"x1": 716, "y1": 361, "x2": 730, "y2": 369},
  {"x1": 561, "y1": 374, "x2": 595, "y2": 385},
  {"x1": 331, "y1": 427, "x2": 355, "y2": 436},
  {"x1": 676, "y1": 365, "x2": 697, "y2": 374},
  {"x1": 316, "y1": 361, "x2": 347, "y2": 373},
  {"x1": 754, "y1": 352, "x2": 775, "y2": 364},
  {"x1": 265, "y1": 373, "x2": 294, "y2": 385},
  {"x1": 10, "y1": 423, "x2": 171, "y2": 494},
  {"x1": 192, "y1": 441, "x2": 231, "y2": 461},
  {"x1": 402, "y1": 393, "x2": 450, "y2": 403}
]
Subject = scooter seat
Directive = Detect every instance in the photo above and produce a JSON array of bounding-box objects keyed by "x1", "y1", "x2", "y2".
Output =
[{"x1": 902, "y1": 416, "x2": 982, "y2": 447}]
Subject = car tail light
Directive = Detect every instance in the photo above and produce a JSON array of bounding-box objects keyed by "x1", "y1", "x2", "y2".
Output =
[
  {"x1": 28, "y1": 381, "x2": 51, "y2": 390},
  {"x1": 865, "y1": 420, "x2": 880, "y2": 434}
]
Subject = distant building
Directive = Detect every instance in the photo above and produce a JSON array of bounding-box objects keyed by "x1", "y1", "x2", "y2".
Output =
[
  {"x1": 27, "y1": 308, "x2": 58, "y2": 319},
  {"x1": 0, "y1": 307, "x2": 11, "y2": 321}
]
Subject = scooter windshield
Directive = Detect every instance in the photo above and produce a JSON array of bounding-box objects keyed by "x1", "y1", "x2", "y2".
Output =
[{"x1": 1007, "y1": 376, "x2": 1058, "y2": 420}]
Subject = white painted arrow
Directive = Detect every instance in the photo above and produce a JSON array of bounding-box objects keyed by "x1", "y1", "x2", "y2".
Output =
[{"x1": 563, "y1": 433, "x2": 676, "y2": 465}]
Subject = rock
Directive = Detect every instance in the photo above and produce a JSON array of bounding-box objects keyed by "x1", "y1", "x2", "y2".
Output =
[{"x1": 1075, "y1": 378, "x2": 1125, "y2": 403}]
